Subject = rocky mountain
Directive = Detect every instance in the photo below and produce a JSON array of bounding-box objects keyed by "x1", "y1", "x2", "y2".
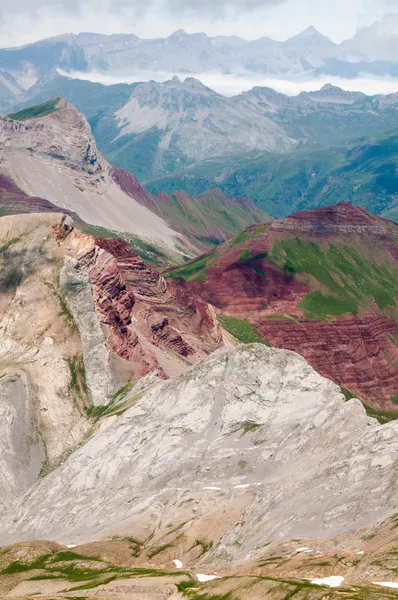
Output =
[
  {"x1": 0, "y1": 23, "x2": 394, "y2": 89},
  {"x1": 115, "y1": 169, "x2": 269, "y2": 248},
  {"x1": 0, "y1": 211, "x2": 226, "y2": 501},
  {"x1": 1, "y1": 188, "x2": 398, "y2": 599},
  {"x1": 0, "y1": 97, "x2": 187, "y2": 254},
  {"x1": 1, "y1": 339, "x2": 398, "y2": 597},
  {"x1": 165, "y1": 203, "x2": 398, "y2": 411},
  {"x1": 11, "y1": 72, "x2": 398, "y2": 190},
  {"x1": 0, "y1": 97, "x2": 267, "y2": 257}
]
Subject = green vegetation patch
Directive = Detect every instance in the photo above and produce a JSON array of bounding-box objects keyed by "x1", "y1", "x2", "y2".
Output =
[
  {"x1": 362, "y1": 403, "x2": 398, "y2": 424},
  {"x1": 49, "y1": 552, "x2": 100, "y2": 563},
  {"x1": 217, "y1": 315, "x2": 271, "y2": 346},
  {"x1": 166, "y1": 251, "x2": 217, "y2": 282},
  {"x1": 112, "y1": 380, "x2": 134, "y2": 403},
  {"x1": 340, "y1": 387, "x2": 357, "y2": 402},
  {"x1": 55, "y1": 289, "x2": 77, "y2": 331},
  {"x1": 0, "y1": 237, "x2": 21, "y2": 252},
  {"x1": 193, "y1": 540, "x2": 214, "y2": 556},
  {"x1": 272, "y1": 237, "x2": 398, "y2": 320},
  {"x1": 230, "y1": 225, "x2": 269, "y2": 248},
  {"x1": 300, "y1": 292, "x2": 358, "y2": 320},
  {"x1": 1, "y1": 550, "x2": 195, "y2": 593},
  {"x1": 68, "y1": 356, "x2": 88, "y2": 396},
  {"x1": 8, "y1": 98, "x2": 61, "y2": 121}
]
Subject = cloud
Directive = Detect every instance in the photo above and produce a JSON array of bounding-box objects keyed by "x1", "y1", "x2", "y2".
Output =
[
  {"x1": 0, "y1": 0, "x2": 287, "y2": 20},
  {"x1": 60, "y1": 67, "x2": 398, "y2": 97}
]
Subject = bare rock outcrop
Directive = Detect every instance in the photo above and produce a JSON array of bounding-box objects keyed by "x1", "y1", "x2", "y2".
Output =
[
  {"x1": 1, "y1": 344, "x2": 397, "y2": 569},
  {"x1": 0, "y1": 99, "x2": 183, "y2": 251}
]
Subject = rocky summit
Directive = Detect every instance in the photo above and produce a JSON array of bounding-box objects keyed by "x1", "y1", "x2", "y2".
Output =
[{"x1": 1, "y1": 341, "x2": 398, "y2": 599}]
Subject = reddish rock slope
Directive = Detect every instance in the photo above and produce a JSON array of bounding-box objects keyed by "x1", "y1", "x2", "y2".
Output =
[
  {"x1": 61, "y1": 225, "x2": 225, "y2": 379},
  {"x1": 114, "y1": 167, "x2": 268, "y2": 249},
  {"x1": 166, "y1": 203, "x2": 398, "y2": 410}
]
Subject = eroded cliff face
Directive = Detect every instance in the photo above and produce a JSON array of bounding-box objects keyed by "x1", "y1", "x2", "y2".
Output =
[
  {"x1": 0, "y1": 212, "x2": 227, "y2": 512},
  {"x1": 62, "y1": 232, "x2": 225, "y2": 379},
  {"x1": 168, "y1": 203, "x2": 398, "y2": 409}
]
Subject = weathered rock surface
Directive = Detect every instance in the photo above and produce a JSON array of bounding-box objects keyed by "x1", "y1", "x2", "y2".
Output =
[
  {"x1": 1, "y1": 344, "x2": 397, "y2": 571},
  {"x1": 172, "y1": 203, "x2": 398, "y2": 409},
  {"x1": 0, "y1": 99, "x2": 184, "y2": 251},
  {"x1": 61, "y1": 230, "x2": 226, "y2": 379},
  {"x1": 0, "y1": 212, "x2": 227, "y2": 515}
]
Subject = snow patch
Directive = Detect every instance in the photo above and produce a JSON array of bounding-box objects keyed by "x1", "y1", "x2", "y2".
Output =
[
  {"x1": 296, "y1": 547, "x2": 311, "y2": 553},
  {"x1": 66, "y1": 544, "x2": 77, "y2": 548},
  {"x1": 196, "y1": 574, "x2": 220, "y2": 582},
  {"x1": 373, "y1": 582, "x2": 398, "y2": 589},
  {"x1": 173, "y1": 559, "x2": 183, "y2": 569},
  {"x1": 202, "y1": 486, "x2": 221, "y2": 491},
  {"x1": 310, "y1": 576, "x2": 344, "y2": 587}
]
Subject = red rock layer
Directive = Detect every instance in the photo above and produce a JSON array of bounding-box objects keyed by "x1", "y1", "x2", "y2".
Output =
[
  {"x1": 81, "y1": 236, "x2": 223, "y2": 378},
  {"x1": 254, "y1": 314, "x2": 398, "y2": 410},
  {"x1": 183, "y1": 203, "x2": 398, "y2": 409}
]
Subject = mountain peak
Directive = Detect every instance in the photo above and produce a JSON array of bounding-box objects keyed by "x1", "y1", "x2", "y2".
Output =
[
  {"x1": 170, "y1": 29, "x2": 188, "y2": 38},
  {"x1": 287, "y1": 25, "x2": 332, "y2": 43}
]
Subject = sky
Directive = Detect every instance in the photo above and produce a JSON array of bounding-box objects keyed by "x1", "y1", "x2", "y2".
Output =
[{"x1": 0, "y1": 0, "x2": 398, "y2": 47}]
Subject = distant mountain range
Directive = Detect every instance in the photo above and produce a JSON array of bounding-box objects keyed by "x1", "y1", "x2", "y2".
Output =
[
  {"x1": 6, "y1": 70, "x2": 398, "y2": 222},
  {"x1": 2, "y1": 14, "x2": 398, "y2": 95}
]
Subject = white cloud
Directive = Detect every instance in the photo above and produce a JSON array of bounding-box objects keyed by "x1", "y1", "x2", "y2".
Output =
[
  {"x1": 0, "y1": 0, "x2": 396, "y2": 47},
  {"x1": 60, "y1": 68, "x2": 398, "y2": 96}
]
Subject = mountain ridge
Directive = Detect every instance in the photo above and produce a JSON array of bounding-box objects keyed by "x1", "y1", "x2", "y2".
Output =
[
  {"x1": 165, "y1": 202, "x2": 398, "y2": 410},
  {"x1": 0, "y1": 97, "x2": 268, "y2": 254}
]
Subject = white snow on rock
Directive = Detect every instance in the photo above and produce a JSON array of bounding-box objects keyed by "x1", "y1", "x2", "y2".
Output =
[
  {"x1": 197, "y1": 574, "x2": 220, "y2": 582},
  {"x1": 373, "y1": 582, "x2": 398, "y2": 589},
  {"x1": 310, "y1": 576, "x2": 344, "y2": 587},
  {"x1": 296, "y1": 547, "x2": 311, "y2": 553},
  {"x1": 173, "y1": 559, "x2": 183, "y2": 569}
]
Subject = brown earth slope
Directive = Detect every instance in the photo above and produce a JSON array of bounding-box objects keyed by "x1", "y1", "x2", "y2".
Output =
[{"x1": 166, "y1": 203, "x2": 398, "y2": 410}]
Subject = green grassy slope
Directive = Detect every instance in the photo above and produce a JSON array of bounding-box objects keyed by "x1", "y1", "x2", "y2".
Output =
[
  {"x1": 146, "y1": 134, "x2": 398, "y2": 221},
  {"x1": 153, "y1": 189, "x2": 269, "y2": 249},
  {"x1": 271, "y1": 237, "x2": 398, "y2": 319},
  {"x1": 8, "y1": 97, "x2": 61, "y2": 120}
]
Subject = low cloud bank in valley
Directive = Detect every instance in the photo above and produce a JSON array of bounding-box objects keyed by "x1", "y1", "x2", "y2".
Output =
[{"x1": 59, "y1": 68, "x2": 398, "y2": 96}]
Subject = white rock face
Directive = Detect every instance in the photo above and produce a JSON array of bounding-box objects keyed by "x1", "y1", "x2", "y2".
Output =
[
  {"x1": 0, "y1": 213, "x2": 123, "y2": 509},
  {"x1": 60, "y1": 255, "x2": 114, "y2": 406},
  {"x1": 1, "y1": 344, "x2": 397, "y2": 566},
  {"x1": 0, "y1": 373, "x2": 45, "y2": 510}
]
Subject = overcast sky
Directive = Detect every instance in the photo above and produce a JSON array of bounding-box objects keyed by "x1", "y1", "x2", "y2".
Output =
[{"x1": 0, "y1": 0, "x2": 398, "y2": 47}]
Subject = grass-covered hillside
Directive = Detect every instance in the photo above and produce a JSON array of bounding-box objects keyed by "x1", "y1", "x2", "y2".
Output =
[
  {"x1": 151, "y1": 188, "x2": 269, "y2": 250},
  {"x1": 165, "y1": 204, "x2": 398, "y2": 409},
  {"x1": 147, "y1": 133, "x2": 398, "y2": 221},
  {"x1": 8, "y1": 97, "x2": 61, "y2": 120}
]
